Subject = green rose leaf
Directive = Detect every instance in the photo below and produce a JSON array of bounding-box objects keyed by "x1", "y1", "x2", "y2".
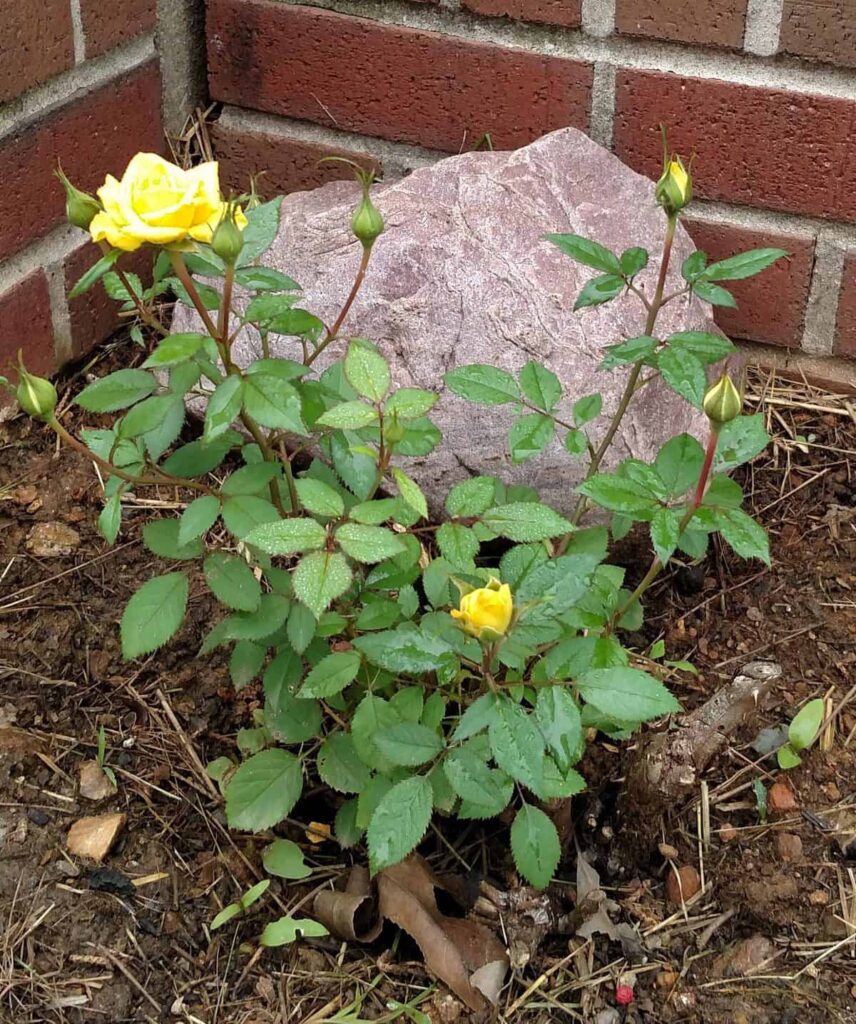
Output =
[
  {"x1": 508, "y1": 413, "x2": 554, "y2": 464},
  {"x1": 203, "y1": 552, "x2": 262, "y2": 612},
  {"x1": 242, "y1": 372, "x2": 308, "y2": 435},
  {"x1": 77, "y1": 368, "x2": 158, "y2": 413},
  {"x1": 445, "y1": 476, "x2": 497, "y2": 517},
  {"x1": 510, "y1": 804, "x2": 561, "y2": 890},
  {"x1": 142, "y1": 333, "x2": 208, "y2": 367},
  {"x1": 444, "y1": 364, "x2": 520, "y2": 405},
  {"x1": 345, "y1": 338, "x2": 391, "y2": 402},
  {"x1": 335, "y1": 523, "x2": 406, "y2": 563},
  {"x1": 391, "y1": 467, "x2": 428, "y2": 520},
  {"x1": 574, "y1": 274, "x2": 624, "y2": 311},
  {"x1": 298, "y1": 650, "x2": 361, "y2": 698},
  {"x1": 481, "y1": 502, "x2": 572, "y2": 542},
  {"x1": 121, "y1": 571, "x2": 188, "y2": 660},
  {"x1": 225, "y1": 748, "x2": 303, "y2": 832},
  {"x1": 519, "y1": 361, "x2": 562, "y2": 412},
  {"x1": 535, "y1": 687, "x2": 583, "y2": 771},
  {"x1": 650, "y1": 507, "x2": 682, "y2": 565},
  {"x1": 245, "y1": 518, "x2": 327, "y2": 555},
  {"x1": 716, "y1": 507, "x2": 771, "y2": 565},
  {"x1": 317, "y1": 401, "x2": 378, "y2": 430},
  {"x1": 317, "y1": 732, "x2": 372, "y2": 793},
  {"x1": 204, "y1": 375, "x2": 243, "y2": 442},
  {"x1": 700, "y1": 247, "x2": 787, "y2": 282},
  {"x1": 367, "y1": 775, "x2": 433, "y2": 874},
  {"x1": 178, "y1": 495, "x2": 221, "y2": 546},
  {"x1": 294, "y1": 478, "x2": 345, "y2": 518},
  {"x1": 657, "y1": 346, "x2": 707, "y2": 409},
  {"x1": 545, "y1": 233, "x2": 621, "y2": 274},
  {"x1": 293, "y1": 551, "x2": 353, "y2": 618},
  {"x1": 573, "y1": 392, "x2": 602, "y2": 426},
  {"x1": 488, "y1": 696, "x2": 544, "y2": 794},
  {"x1": 374, "y1": 722, "x2": 444, "y2": 767},
  {"x1": 576, "y1": 667, "x2": 680, "y2": 722},
  {"x1": 444, "y1": 748, "x2": 512, "y2": 808},
  {"x1": 576, "y1": 474, "x2": 656, "y2": 515}
]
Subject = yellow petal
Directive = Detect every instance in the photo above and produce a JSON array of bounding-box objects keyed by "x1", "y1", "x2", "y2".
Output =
[{"x1": 89, "y1": 211, "x2": 142, "y2": 251}]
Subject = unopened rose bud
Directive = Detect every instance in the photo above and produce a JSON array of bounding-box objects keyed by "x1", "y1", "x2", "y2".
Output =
[
  {"x1": 383, "y1": 413, "x2": 406, "y2": 445},
  {"x1": 211, "y1": 203, "x2": 245, "y2": 265},
  {"x1": 351, "y1": 192, "x2": 384, "y2": 250},
  {"x1": 703, "y1": 373, "x2": 742, "y2": 427},
  {"x1": 655, "y1": 157, "x2": 692, "y2": 215},
  {"x1": 16, "y1": 359, "x2": 57, "y2": 422},
  {"x1": 56, "y1": 166, "x2": 101, "y2": 230}
]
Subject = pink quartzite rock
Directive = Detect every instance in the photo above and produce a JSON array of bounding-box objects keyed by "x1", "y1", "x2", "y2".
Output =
[{"x1": 176, "y1": 128, "x2": 714, "y2": 515}]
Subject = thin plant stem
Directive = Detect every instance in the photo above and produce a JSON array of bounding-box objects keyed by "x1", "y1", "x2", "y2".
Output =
[
  {"x1": 277, "y1": 440, "x2": 300, "y2": 514},
  {"x1": 49, "y1": 416, "x2": 214, "y2": 493},
  {"x1": 97, "y1": 243, "x2": 169, "y2": 338},
  {"x1": 218, "y1": 263, "x2": 235, "y2": 350},
  {"x1": 169, "y1": 250, "x2": 290, "y2": 517},
  {"x1": 168, "y1": 250, "x2": 220, "y2": 340},
  {"x1": 305, "y1": 245, "x2": 372, "y2": 366},
  {"x1": 565, "y1": 212, "x2": 679, "y2": 535},
  {"x1": 609, "y1": 426, "x2": 718, "y2": 627}
]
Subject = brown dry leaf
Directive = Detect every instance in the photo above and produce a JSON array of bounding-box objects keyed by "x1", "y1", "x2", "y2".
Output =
[
  {"x1": 314, "y1": 866, "x2": 383, "y2": 942},
  {"x1": 378, "y1": 855, "x2": 508, "y2": 1012},
  {"x1": 315, "y1": 857, "x2": 508, "y2": 1011}
]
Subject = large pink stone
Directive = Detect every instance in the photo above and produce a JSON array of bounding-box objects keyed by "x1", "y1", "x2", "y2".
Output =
[{"x1": 176, "y1": 128, "x2": 713, "y2": 516}]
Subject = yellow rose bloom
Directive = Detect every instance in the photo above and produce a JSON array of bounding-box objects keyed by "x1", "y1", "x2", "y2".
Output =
[
  {"x1": 450, "y1": 578, "x2": 513, "y2": 638},
  {"x1": 89, "y1": 153, "x2": 247, "y2": 252}
]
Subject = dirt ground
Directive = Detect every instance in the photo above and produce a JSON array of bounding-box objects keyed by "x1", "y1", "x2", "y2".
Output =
[{"x1": 1, "y1": 341, "x2": 855, "y2": 1024}]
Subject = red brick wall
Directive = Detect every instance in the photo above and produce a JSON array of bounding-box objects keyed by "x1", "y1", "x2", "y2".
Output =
[
  {"x1": 0, "y1": 0, "x2": 162, "y2": 387},
  {"x1": 203, "y1": 0, "x2": 856, "y2": 382}
]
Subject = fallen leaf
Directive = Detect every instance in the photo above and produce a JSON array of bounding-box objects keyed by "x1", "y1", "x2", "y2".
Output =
[
  {"x1": 378, "y1": 856, "x2": 507, "y2": 1012},
  {"x1": 316, "y1": 856, "x2": 508, "y2": 1011},
  {"x1": 314, "y1": 865, "x2": 383, "y2": 942}
]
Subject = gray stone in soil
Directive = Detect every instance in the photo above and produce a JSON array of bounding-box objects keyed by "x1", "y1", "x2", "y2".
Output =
[{"x1": 174, "y1": 128, "x2": 713, "y2": 516}]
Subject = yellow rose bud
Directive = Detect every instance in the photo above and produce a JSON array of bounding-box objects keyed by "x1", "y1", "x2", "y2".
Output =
[
  {"x1": 450, "y1": 578, "x2": 513, "y2": 639},
  {"x1": 88, "y1": 153, "x2": 246, "y2": 252},
  {"x1": 56, "y1": 166, "x2": 101, "y2": 230},
  {"x1": 655, "y1": 157, "x2": 692, "y2": 214},
  {"x1": 15, "y1": 358, "x2": 57, "y2": 422},
  {"x1": 703, "y1": 373, "x2": 742, "y2": 427}
]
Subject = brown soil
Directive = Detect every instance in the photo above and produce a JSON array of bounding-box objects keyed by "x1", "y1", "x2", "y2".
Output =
[{"x1": 1, "y1": 345, "x2": 855, "y2": 1023}]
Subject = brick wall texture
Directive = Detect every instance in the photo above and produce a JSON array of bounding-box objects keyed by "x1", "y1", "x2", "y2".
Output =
[
  {"x1": 5, "y1": 0, "x2": 856, "y2": 386},
  {"x1": 0, "y1": 0, "x2": 162, "y2": 386},
  {"x1": 200, "y1": 0, "x2": 856, "y2": 381}
]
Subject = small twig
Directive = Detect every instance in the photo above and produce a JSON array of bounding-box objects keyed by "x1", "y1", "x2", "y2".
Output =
[{"x1": 156, "y1": 689, "x2": 220, "y2": 800}]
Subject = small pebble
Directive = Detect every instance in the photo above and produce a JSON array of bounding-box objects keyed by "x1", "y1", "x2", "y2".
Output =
[
  {"x1": 767, "y1": 781, "x2": 798, "y2": 818},
  {"x1": 809, "y1": 890, "x2": 830, "y2": 906},
  {"x1": 665, "y1": 864, "x2": 701, "y2": 905},
  {"x1": 658, "y1": 842, "x2": 679, "y2": 860},
  {"x1": 719, "y1": 822, "x2": 739, "y2": 843},
  {"x1": 775, "y1": 833, "x2": 803, "y2": 863},
  {"x1": 27, "y1": 808, "x2": 49, "y2": 826}
]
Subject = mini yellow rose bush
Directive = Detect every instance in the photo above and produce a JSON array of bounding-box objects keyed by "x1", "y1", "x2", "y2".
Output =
[{"x1": 8, "y1": 144, "x2": 785, "y2": 900}]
